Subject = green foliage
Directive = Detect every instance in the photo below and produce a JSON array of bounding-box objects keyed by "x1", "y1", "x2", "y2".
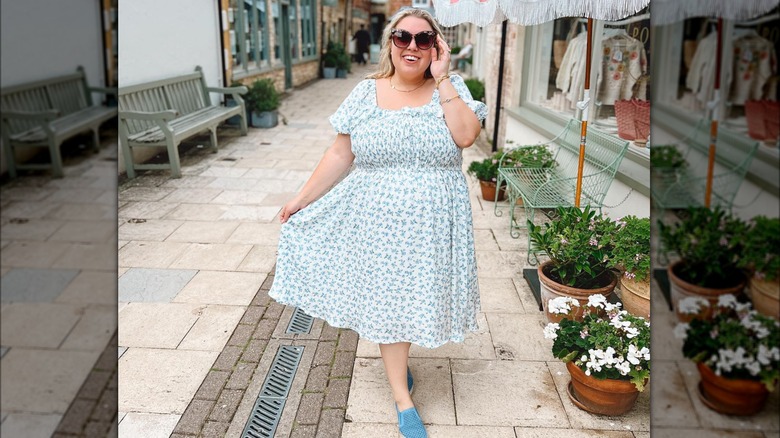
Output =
[
  {"x1": 528, "y1": 206, "x2": 617, "y2": 289},
  {"x1": 463, "y1": 78, "x2": 485, "y2": 102},
  {"x1": 609, "y1": 216, "x2": 651, "y2": 282},
  {"x1": 506, "y1": 145, "x2": 556, "y2": 169},
  {"x1": 650, "y1": 145, "x2": 687, "y2": 168},
  {"x1": 739, "y1": 216, "x2": 780, "y2": 281},
  {"x1": 466, "y1": 151, "x2": 503, "y2": 182},
  {"x1": 657, "y1": 207, "x2": 748, "y2": 287},
  {"x1": 324, "y1": 41, "x2": 350, "y2": 71},
  {"x1": 246, "y1": 78, "x2": 280, "y2": 113},
  {"x1": 679, "y1": 297, "x2": 780, "y2": 391},
  {"x1": 546, "y1": 298, "x2": 651, "y2": 391}
]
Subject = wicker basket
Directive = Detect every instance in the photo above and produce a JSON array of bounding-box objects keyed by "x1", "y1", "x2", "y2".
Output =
[
  {"x1": 615, "y1": 99, "x2": 650, "y2": 142},
  {"x1": 745, "y1": 100, "x2": 780, "y2": 142}
]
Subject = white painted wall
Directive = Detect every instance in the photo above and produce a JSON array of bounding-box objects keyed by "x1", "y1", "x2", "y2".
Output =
[
  {"x1": 118, "y1": 0, "x2": 224, "y2": 173},
  {"x1": 1, "y1": 0, "x2": 105, "y2": 175}
]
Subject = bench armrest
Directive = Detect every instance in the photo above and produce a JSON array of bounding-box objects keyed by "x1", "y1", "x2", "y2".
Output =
[
  {"x1": 207, "y1": 86, "x2": 248, "y2": 95},
  {"x1": 1, "y1": 109, "x2": 60, "y2": 121},
  {"x1": 119, "y1": 110, "x2": 178, "y2": 121},
  {"x1": 89, "y1": 86, "x2": 118, "y2": 95}
]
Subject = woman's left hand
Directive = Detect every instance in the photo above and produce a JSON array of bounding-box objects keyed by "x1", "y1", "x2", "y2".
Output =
[{"x1": 430, "y1": 35, "x2": 450, "y2": 79}]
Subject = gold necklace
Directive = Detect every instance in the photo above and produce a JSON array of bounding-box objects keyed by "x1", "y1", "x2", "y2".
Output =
[{"x1": 389, "y1": 77, "x2": 427, "y2": 93}]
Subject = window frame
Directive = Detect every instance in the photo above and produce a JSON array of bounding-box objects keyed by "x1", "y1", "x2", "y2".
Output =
[{"x1": 230, "y1": 0, "x2": 273, "y2": 80}]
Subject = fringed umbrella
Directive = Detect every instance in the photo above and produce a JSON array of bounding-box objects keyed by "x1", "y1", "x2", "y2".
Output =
[{"x1": 432, "y1": 0, "x2": 649, "y2": 207}]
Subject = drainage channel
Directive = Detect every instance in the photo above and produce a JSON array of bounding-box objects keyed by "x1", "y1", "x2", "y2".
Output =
[{"x1": 241, "y1": 307, "x2": 313, "y2": 438}]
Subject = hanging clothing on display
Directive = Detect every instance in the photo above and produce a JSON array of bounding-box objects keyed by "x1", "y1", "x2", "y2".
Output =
[
  {"x1": 686, "y1": 31, "x2": 725, "y2": 106},
  {"x1": 555, "y1": 31, "x2": 588, "y2": 107},
  {"x1": 596, "y1": 30, "x2": 648, "y2": 105},
  {"x1": 729, "y1": 31, "x2": 777, "y2": 104}
]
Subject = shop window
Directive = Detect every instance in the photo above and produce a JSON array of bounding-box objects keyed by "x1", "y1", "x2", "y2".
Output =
[
  {"x1": 228, "y1": 0, "x2": 271, "y2": 75},
  {"x1": 300, "y1": 0, "x2": 317, "y2": 58}
]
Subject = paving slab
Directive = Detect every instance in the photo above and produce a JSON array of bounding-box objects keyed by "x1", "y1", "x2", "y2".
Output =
[
  {"x1": 475, "y1": 250, "x2": 525, "y2": 278},
  {"x1": 0, "y1": 348, "x2": 100, "y2": 413},
  {"x1": 48, "y1": 220, "x2": 116, "y2": 243},
  {"x1": 0, "y1": 268, "x2": 79, "y2": 302},
  {"x1": 119, "y1": 201, "x2": 179, "y2": 220},
  {"x1": 486, "y1": 312, "x2": 556, "y2": 361},
  {"x1": 60, "y1": 305, "x2": 117, "y2": 350},
  {"x1": 118, "y1": 412, "x2": 181, "y2": 438},
  {"x1": 169, "y1": 242, "x2": 253, "y2": 271},
  {"x1": 1, "y1": 200, "x2": 61, "y2": 219},
  {"x1": 0, "y1": 219, "x2": 63, "y2": 241},
  {"x1": 119, "y1": 241, "x2": 190, "y2": 268},
  {"x1": 159, "y1": 187, "x2": 223, "y2": 204},
  {"x1": 478, "y1": 277, "x2": 525, "y2": 313},
  {"x1": 0, "y1": 302, "x2": 82, "y2": 348},
  {"x1": 118, "y1": 219, "x2": 184, "y2": 241},
  {"x1": 651, "y1": 429, "x2": 767, "y2": 438},
  {"x1": 56, "y1": 270, "x2": 118, "y2": 305},
  {"x1": 236, "y1": 245, "x2": 279, "y2": 273},
  {"x1": 0, "y1": 413, "x2": 62, "y2": 438},
  {"x1": 118, "y1": 348, "x2": 218, "y2": 414},
  {"x1": 47, "y1": 203, "x2": 115, "y2": 221},
  {"x1": 0, "y1": 241, "x2": 73, "y2": 268},
  {"x1": 118, "y1": 302, "x2": 201, "y2": 349},
  {"x1": 218, "y1": 205, "x2": 281, "y2": 222},
  {"x1": 451, "y1": 359, "x2": 567, "y2": 427},
  {"x1": 174, "y1": 271, "x2": 266, "y2": 305},
  {"x1": 119, "y1": 186, "x2": 176, "y2": 202},
  {"x1": 226, "y1": 222, "x2": 282, "y2": 245},
  {"x1": 52, "y1": 242, "x2": 116, "y2": 271},
  {"x1": 651, "y1": 361, "x2": 700, "y2": 428},
  {"x1": 346, "y1": 357, "x2": 455, "y2": 425},
  {"x1": 513, "y1": 428, "x2": 635, "y2": 437},
  {"x1": 178, "y1": 305, "x2": 247, "y2": 351},
  {"x1": 118, "y1": 268, "x2": 198, "y2": 302},
  {"x1": 164, "y1": 203, "x2": 229, "y2": 221}
]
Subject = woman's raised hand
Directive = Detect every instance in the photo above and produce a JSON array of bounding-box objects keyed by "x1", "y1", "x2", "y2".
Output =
[{"x1": 430, "y1": 35, "x2": 451, "y2": 79}]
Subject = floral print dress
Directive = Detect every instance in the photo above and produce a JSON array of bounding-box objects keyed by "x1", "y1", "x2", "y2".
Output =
[{"x1": 269, "y1": 74, "x2": 488, "y2": 348}]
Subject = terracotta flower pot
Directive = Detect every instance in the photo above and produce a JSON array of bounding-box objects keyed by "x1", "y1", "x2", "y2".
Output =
[
  {"x1": 478, "y1": 180, "x2": 506, "y2": 202},
  {"x1": 668, "y1": 260, "x2": 746, "y2": 322},
  {"x1": 619, "y1": 276, "x2": 650, "y2": 320},
  {"x1": 539, "y1": 260, "x2": 617, "y2": 323},
  {"x1": 750, "y1": 277, "x2": 780, "y2": 319},
  {"x1": 696, "y1": 362, "x2": 770, "y2": 416},
  {"x1": 566, "y1": 361, "x2": 641, "y2": 416}
]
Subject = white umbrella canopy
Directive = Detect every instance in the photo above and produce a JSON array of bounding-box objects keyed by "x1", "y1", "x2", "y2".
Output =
[
  {"x1": 651, "y1": 0, "x2": 778, "y2": 207},
  {"x1": 433, "y1": 0, "x2": 649, "y2": 27}
]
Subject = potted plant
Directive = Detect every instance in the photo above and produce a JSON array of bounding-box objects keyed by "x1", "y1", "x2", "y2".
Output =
[
  {"x1": 245, "y1": 78, "x2": 280, "y2": 129},
  {"x1": 544, "y1": 295, "x2": 650, "y2": 415},
  {"x1": 608, "y1": 216, "x2": 651, "y2": 319},
  {"x1": 675, "y1": 295, "x2": 779, "y2": 415},
  {"x1": 336, "y1": 50, "x2": 351, "y2": 78},
  {"x1": 322, "y1": 51, "x2": 338, "y2": 79},
  {"x1": 658, "y1": 207, "x2": 749, "y2": 321},
  {"x1": 528, "y1": 206, "x2": 618, "y2": 322},
  {"x1": 225, "y1": 81, "x2": 247, "y2": 126},
  {"x1": 739, "y1": 216, "x2": 780, "y2": 319},
  {"x1": 650, "y1": 145, "x2": 687, "y2": 183},
  {"x1": 467, "y1": 152, "x2": 505, "y2": 201}
]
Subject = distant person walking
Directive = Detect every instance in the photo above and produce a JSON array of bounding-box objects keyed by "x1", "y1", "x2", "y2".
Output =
[{"x1": 352, "y1": 24, "x2": 371, "y2": 64}]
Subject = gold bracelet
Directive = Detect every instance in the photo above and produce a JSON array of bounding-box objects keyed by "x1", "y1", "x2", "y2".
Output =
[
  {"x1": 441, "y1": 95, "x2": 460, "y2": 105},
  {"x1": 435, "y1": 74, "x2": 451, "y2": 88}
]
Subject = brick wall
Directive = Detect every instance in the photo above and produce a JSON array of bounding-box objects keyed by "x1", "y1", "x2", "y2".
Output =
[{"x1": 482, "y1": 23, "x2": 522, "y2": 151}]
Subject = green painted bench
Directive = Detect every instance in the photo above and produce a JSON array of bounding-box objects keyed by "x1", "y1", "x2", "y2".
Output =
[
  {"x1": 651, "y1": 120, "x2": 759, "y2": 211},
  {"x1": 118, "y1": 66, "x2": 248, "y2": 178},
  {"x1": 1, "y1": 67, "x2": 117, "y2": 178},
  {"x1": 494, "y1": 119, "x2": 630, "y2": 263}
]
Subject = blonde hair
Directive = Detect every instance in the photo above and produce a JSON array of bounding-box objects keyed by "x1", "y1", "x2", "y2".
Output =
[{"x1": 366, "y1": 8, "x2": 444, "y2": 80}]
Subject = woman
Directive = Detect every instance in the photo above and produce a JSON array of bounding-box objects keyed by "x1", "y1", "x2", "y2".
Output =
[{"x1": 269, "y1": 8, "x2": 487, "y2": 437}]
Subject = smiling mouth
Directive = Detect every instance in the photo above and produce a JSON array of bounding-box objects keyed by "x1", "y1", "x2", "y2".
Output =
[{"x1": 403, "y1": 55, "x2": 420, "y2": 62}]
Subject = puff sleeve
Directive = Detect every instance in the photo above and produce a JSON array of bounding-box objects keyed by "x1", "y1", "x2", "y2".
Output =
[
  {"x1": 448, "y1": 74, "x2": 488, "y2": 121},
  {"x1": 328, "y1": 79, "x2": 373, "y2": 134}
]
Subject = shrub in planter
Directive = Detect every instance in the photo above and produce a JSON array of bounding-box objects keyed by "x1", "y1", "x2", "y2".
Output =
[
  {"x1": 467, "y1": 152, "x2": 505, "y2": 201},
  {"x1": 739, "y1": 216, "x2": 780, "y2": 318},
  {"x1": 464, "y1": 78, "x2": 485, "y2": 102},
  {"x1": 246, "y1": 78, "x2": 280, "y2": 128},
  {"x1": 609, "y1": 216, "x2": 651, "y2": 319}
]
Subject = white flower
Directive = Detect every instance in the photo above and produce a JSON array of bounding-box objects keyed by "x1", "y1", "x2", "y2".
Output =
[
  {"x1": 615, "y1": 360, "x2": 632, "y2": 375},
  {"x1": 548, "y1": 296, "x2": 580, "y2": 314},
  {"x1": 745, "y1": 360, "x2": 761, "y2": 376},
  {"x1": 543, "y1": 323, "x2": 560, "y2": 340},
  {"x1": 610, "y1": 315, "x2": 631, "y2": 330},
  {"x1": 757, "y1": 345, "x2": 780, "y2": 365},
  {"x1": 678, "y1": 296, "x2": 710, "y2": 315},
  {"x1": 587, "y1": 294, "x2": 608, "y2": 309},
  {"x1": 605, "y1": 302, "x2": 623, "y2": 313},
  {"x1": 625, "y1": 326, "x2": 639, "y2": 338},
  {"x1": 740, "y1": 315, "x2": 770, "y2": 339},
  {"x1": 627, "y1": 344, "x2": 650, "y2": 365},
  {"x1": 717, "y1": 294, "x2": 738, "y2": 309},
  {"x1": 673, "y1": 323, "x2": 690, "y2": 340}
]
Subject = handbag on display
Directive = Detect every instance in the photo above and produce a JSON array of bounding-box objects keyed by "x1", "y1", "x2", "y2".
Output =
[
  {"x1": 615, "y1": 98, "x2": 650, "y2": 143},
  {"x1": 745, "y1": 100, "x2": 779, "y2": 142}
]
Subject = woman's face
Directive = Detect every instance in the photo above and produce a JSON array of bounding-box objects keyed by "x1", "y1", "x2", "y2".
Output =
[{"x1": 390, "y1": 16, "x2": 436, "y2": 77}]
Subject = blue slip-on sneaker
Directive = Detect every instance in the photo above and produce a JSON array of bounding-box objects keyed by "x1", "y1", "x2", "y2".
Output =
[
  {"x1": 407, "y1": 367, "x2": 414, "y2": 394},
  {"x1": 395, "y1": 404, "x2": 428, "y2": 438}
]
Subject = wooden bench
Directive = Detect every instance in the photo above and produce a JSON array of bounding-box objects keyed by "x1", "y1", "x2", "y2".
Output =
[
  {"x1": 1, "y1": 67, "x2": 117, "y2": 178},
  {"x1": 118, "y1": 66, "x2": 248, "y2": 178},
  {"x1": 494, "y1": 119, "x2": 630, "y2": 263},
  {"x1": 651, "y1": 120, "x2": 759, "y2": 211}
]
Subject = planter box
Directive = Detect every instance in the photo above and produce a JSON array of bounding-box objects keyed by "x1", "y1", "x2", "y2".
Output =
[
  {"x1": 336, "y1": 69, "x2": 348, "y2": 79},
  {"x1": 323, "y1": 67, "x2": 337, "y2": 79},
  {"x1": 251, "y1": 110, "x2": 278, "y2": 129},
  {"x1": 225, "y1": 98, "x2": 242, "y2": 126}
]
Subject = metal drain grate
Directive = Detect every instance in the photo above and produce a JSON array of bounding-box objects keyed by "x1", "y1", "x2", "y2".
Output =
[
  {"x1": 286, "y1": 307, "x2": 314, "y2": 334},
  {"x1": 241, "y1": 345, "x2": 304, "y2": 438}
]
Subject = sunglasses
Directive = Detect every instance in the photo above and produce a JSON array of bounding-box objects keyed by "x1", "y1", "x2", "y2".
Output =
[{"x1": 390, "y1": 29, "x2": 437, "y2": 50}]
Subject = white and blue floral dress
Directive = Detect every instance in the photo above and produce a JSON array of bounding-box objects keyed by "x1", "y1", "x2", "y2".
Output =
[{"x1": 269, "y1": 74, "x2": 488, "y2": 348}]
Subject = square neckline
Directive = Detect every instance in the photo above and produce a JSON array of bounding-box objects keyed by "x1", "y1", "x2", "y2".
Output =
[{"x1": 372, "y1": 78, "x2": 439, "y2": 112}]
